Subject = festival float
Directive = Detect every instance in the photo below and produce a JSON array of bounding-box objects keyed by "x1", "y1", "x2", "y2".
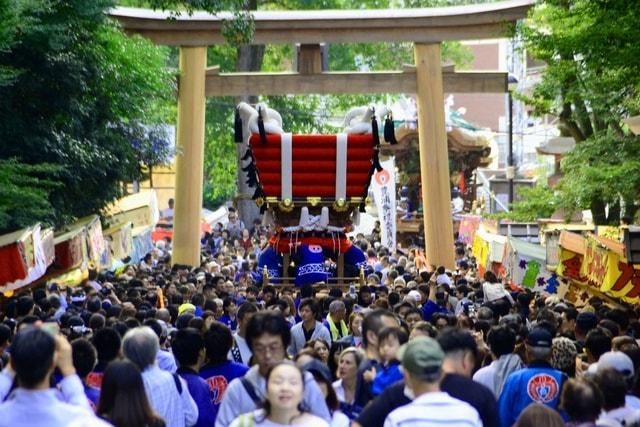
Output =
[
  {"x1": 236, "y1": 102, "x2": 398, "y2": 286},
  {"x1": 379, "y1": 101, "x2": 494, "y2": 244},
  {"x1": 552, "y1": 230, "x2": 640, "y2": 307}
]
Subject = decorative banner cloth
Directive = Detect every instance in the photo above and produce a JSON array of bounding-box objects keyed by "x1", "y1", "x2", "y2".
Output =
[
  {"x1": 503, "y1": 237, "x2": 553, "y2": 293},
  {"x1": 0, "y1": 224, "x2": 55, "y2": 292},
  {"x1": 472, "y1": 230, "x2": 491, "y2": 277},
  {"x1": 458, "y1": 215, "x2": 482, "y2": 245},
  {"x1": 371, "y1": 157, "x2": 397, "y2": 252},
  {"x1": 295, "y1": 244, "x2": 328, "y2": 286},
  {"x1": 131, "y1": 226, "x2": 154, "y2": 264},
  {"x1": 578, "y1": 236, "x2": 640, "y2": 303},
  {"x1": 258, "y1": 246, "x2": 283, "y2": 284},
  {"x1": 86, "y1": 216, "x2": 105, "y2": 267}
]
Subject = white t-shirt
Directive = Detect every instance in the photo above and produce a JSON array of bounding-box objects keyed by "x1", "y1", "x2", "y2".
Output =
[
  {"x1": 482, "y1": 281, "x2": 514, "y2": 304},
  {"x1": 161, "y1": 207, "x2": 174, "y2": 221},
  {"x1": 229, "y1": 410, "x2": 329, "y2": 427}
]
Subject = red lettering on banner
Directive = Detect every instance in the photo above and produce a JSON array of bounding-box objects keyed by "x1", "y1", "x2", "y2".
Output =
[
  {"x1": 611, "y1": 261, "x2": 640, "y2": 298},
  {"x1": 562, "y1": 255, "x2": 586, "y2": 282}
]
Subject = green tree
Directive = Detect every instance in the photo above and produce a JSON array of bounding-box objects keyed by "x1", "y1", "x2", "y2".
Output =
[
  {"x1": 518, "y1": 0, "x2": 640, "y2": 224},
  {"x1": 0, "y1": 0, "x2": 175, "y2": 229},
  {"x1": 0, "y1": 160, "x2": 61, "y2": 234},
  {"x1": 555, "y1": 133, "x2": 640, "y2": 224},
  {"x1": 489, "y1": 183, "x2": 557, "y2": 223}
]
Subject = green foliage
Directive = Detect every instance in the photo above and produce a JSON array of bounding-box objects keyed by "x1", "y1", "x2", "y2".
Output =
[
  {"x1": 488, "y1": 183, "x2": 557, "y2": 223},
  {"x1": 144, "y1": 0, "x2": 242, "y2": 13},
  {"x1": 0, "y1": 0, "x2": 175, "y2": 229},
  {"x1": 0, "y1": 0, "x2": 24, "y2": 87},
  {"x1": 120, "y1": 0, "x2": 254, "y2": 44},
  {"x1": 555, "y1": 132, "x2": 640, "y2": 223},
  {"x1": 0, "y1": 160, "x2": 62, "y2": 234},
  {"x1": 203, "y1": 98, "x2": 238, "y2": 207},
  {"x1": 518, "y1": 1, "x2": 640, "y2": 140},
  {"x1": 518, "y1": 0, "x2": 640, "y2": 224}
]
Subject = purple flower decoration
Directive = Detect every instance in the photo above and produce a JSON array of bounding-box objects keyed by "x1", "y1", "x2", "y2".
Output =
[
  {"x1": 537, "y1": 277, "x2": 546, "y2": 287},
  {"x1": 519, "y1": 259, "x2": 528, "y2": 269}
]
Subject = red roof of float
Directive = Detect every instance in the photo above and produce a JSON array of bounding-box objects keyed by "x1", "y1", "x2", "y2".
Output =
[{"x1": 249, "y1": 133, "x2": 375, "y2": 199}]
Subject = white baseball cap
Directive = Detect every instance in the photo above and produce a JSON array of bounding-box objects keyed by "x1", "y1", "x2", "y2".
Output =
[
  {"x1": 407, "y1": 290, "x2": 422, "y2": 305},
  {"x1": 594, "y1": 351, "x2": 635, "y2": 377}
]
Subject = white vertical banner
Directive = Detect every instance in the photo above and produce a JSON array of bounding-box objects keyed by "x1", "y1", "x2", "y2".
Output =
[{"x1": 371, "y1": 157, "x2": 397, "y2": 252}]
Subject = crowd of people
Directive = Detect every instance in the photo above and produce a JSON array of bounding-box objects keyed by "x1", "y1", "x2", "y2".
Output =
[{"x1": 1, "y1": 208, "x2": 640, "y2": 427}]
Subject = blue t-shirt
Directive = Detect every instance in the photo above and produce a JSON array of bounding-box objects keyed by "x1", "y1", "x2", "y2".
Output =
[
  {"x1": 84, "y1": 384, "x2": 100, "y2": 411},
  {"x1": 199, "y1": 361, "x2": 249, "y2": 421},
  {"x1": 218, "y1": 315, "x2": 237, "y2": 332},
  {"x1": 178, "y1": 368, "x2": 216, "y2": 427},
  {"x1": 371, "y1": 361, "x2": 403, "y2": 396}
]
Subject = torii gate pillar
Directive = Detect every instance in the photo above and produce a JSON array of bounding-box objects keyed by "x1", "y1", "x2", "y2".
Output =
[
  {"x1": 173, "y1": 46, "x2": 207, "y2": 267},
  {"x1": 415, "y1": 43, "x2": 456, "y2": 269}
]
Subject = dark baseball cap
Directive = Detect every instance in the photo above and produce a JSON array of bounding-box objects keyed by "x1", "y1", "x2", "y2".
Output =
[{"x1": 527, "y1": 328, "x2": 553, "y2": 348}]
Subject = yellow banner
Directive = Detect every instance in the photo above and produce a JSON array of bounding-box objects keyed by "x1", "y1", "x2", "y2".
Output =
[
  {"x1": 472, "y1": 233, "x2": 489, "y2": 276},
  {"x1": 577, "y1": 237, "x2": 640, "y2": 303}
]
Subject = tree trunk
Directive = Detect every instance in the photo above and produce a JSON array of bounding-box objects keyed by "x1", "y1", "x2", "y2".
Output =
[
  {"x1": 591, "y1": 198, "x2": 607, "y2": 225},
  {"x1": 573, "y1": 97, "x2": 594, "y2": 139},
  {"x1": 607, "y1": 199, "x2": 621, "y2": 225},
  {"x1": 624, "y1": 200, "x2": 640, "y2": 223},
  {"x1": 590, "y1": 198, "x2": 623, "y2": 226}
]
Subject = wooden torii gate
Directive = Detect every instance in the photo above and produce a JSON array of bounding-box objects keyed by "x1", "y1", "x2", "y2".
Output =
[{"x1": 110, "y1": 0, "x2": 532, "y2": 269}]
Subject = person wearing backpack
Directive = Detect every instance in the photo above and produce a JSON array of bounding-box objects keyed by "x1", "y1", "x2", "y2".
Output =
[
  {"x1": 215, "y1": 312, "x2": 331, "y2": 427},
  {"x1": 122, "y1": 326, "x2": 198, "y2": 427}
]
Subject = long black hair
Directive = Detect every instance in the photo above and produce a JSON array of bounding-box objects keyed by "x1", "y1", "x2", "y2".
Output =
[
  {"x1": 97, "y1": 360, "x2": 165, "y2": 427},
  {"x1": 310, "y1": 371, "x2": 340, "y2": 412}
]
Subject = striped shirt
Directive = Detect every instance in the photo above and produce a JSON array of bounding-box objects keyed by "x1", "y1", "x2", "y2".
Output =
[
  {"x1": 383, "y1": 391, "x2": 482, "y2": 427},
  {"x1": 142, "y1": 365, "x2": 199, "y2": 427}
]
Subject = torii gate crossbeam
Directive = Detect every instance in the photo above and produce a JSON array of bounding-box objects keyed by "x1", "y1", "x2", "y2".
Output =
[{"x1": 110, "y1": 0, "x2": 533, "y2": 269}]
